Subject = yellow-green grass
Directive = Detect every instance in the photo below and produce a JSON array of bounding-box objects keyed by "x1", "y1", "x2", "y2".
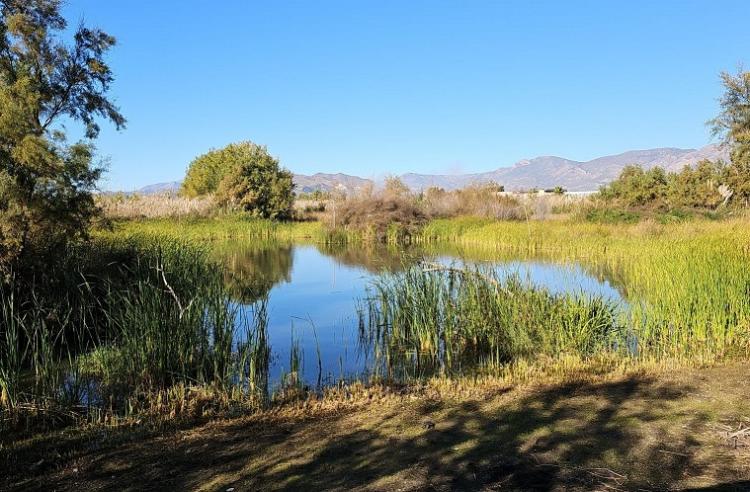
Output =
[
  {"x1": 112, "y1": 216, "x2": 750, "y2": 360},
  {"x1": 419, "y1": 217, "x2": 750, "y2": 359},
  {"x1": 106, "y1": 216, "x2": 326, "y2": 242}
]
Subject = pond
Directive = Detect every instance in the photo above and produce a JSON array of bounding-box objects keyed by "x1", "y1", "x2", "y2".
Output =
[{"x1": 215, "y1": 241, "x2": 626, "y2": 389}]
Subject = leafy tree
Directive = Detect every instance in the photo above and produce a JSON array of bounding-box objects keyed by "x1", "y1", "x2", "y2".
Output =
[
  {"x1": 599, "y1": 165, "x2": 668, "y2": 207},
  {"x1": 182, "y1": 142, "x2": 254, "y2": 197},
  {"x1": 219, "y1": 242, "x2": 293, "y2": 303},
  {"x1": 198, "y1": 141, "x2": 294, "y2": 219},
  {"x1": 0, "y1": 0, "x2": 124, "y2": 271},
  {"x1": 711, "y1": 69, "x2": 750, "y2": 205}
]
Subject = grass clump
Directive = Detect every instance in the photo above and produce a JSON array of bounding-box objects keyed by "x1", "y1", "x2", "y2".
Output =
[{"x1": 362, "y1": 264, "x2": 623, "y2": 380}]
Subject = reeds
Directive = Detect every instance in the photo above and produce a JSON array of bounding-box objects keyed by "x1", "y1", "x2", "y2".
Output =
[
  {"x1": 416, "y1": 218, "x2": 750, "y2": 358},
  {"x1": 361, "y1": 264, "x2": 623, "y2": 380},
  {"x1": 97, "y1": 192, "x2": 216, "y2": 219},
  {"x1": 0, "y1": 235, "x2": 272, "y2": 433},
  {"x1": 110, "y1": 216, "x2": 325, "y2": 242}
]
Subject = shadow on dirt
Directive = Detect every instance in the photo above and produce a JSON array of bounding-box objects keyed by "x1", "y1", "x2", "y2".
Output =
[{"x1": 3, "y1": 374, "x2": 747, "y2": 491}]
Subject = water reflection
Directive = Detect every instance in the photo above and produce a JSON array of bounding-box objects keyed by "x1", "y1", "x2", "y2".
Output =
[
  {"x1": 317, "y1": 242, "x2": 424, "y2": 273},
  {"x1": 213, "y1": 241, "x2": 628, "y2": 389},
  {"x1": 212, "y1": 241, "x2": 294, "y2": 303}
]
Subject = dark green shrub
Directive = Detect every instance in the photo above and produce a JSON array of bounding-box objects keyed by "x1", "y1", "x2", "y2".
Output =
[{"x1": 183, "y1": 141, "x2": 294, "y2": 220}]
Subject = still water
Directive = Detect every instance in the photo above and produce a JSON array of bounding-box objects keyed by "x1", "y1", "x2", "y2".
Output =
[{"x1": 215, "y1": 242, "x2": 624, "y2": 388}]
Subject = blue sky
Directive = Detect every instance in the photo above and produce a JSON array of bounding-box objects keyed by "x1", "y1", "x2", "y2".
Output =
[{"x1": 62, "y1": 0, "x2": 750, "y2": 191}]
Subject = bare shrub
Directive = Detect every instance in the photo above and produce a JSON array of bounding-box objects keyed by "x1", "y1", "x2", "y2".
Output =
[
  {"x1": 422, "y1": 184, "x2": 526, "y2": 220},
  {"x1": 324, "y1": 178, "x2": 427, "y2": 240}
]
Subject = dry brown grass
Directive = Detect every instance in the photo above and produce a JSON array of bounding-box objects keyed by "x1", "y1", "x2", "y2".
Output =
[
  {"x1": 422, "y1": 185, "x2": 527, "y2": 219},
  {"x1": 96, "y1": 186, "x2": 594, "y2": 224},
  {"x1": 519, "y1": 192, "x2": 596, "y2": 219},
  {"x1": 320, "y1": 184, "x2": 595, "y2": 238},
  {"x1": 97, "y1": 193, "x2": 217, "y2": 219},
  {"x1": 5, "y1": 361, "x2": 750, "y2": 491}
]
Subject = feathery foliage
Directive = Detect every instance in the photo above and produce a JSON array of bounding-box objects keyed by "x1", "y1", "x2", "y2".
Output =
[{"x1": 0, "y1": 0, "x2": 124, "y2": 272}]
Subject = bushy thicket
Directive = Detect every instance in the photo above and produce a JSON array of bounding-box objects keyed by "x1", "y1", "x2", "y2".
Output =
[
  {"x1": 599, "y1": 160, "x2": 730, "y2": 210},
  {"x1": 182, "y1": 141, "x2": 294, "y2": 219},
  {"x1": 328, "y1": 178, "x2": 427, "y2": 241}
]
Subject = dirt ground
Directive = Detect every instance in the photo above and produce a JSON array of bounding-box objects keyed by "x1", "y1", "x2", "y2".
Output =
[{"x1": 3, "y1": 363, "x2": 750, "y2": 491}]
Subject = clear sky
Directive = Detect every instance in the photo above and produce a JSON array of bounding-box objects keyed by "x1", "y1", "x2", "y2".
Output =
[{"x1": 62, "y1": 0, "x2": 750, "y2": 191}]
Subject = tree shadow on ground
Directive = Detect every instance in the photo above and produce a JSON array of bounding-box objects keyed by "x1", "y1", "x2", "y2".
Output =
[
  {"x1": 4, "y1": 373, "x2": 749, "y2": 491},
  {"x1": 237, "y1": 377, "x2": 715, "y2": 491}
]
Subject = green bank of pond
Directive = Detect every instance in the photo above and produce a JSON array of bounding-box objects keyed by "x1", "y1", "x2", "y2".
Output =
[
  {"x1": 7, "y1": 217, "x2": 748, "y2": 424},
  {"x1": 110, "y1": 217, "x2": 750, "y2": 389}
]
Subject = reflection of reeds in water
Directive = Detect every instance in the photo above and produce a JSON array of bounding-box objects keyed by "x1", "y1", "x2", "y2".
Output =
[
  {"x1": 317, "y1": 241, "x2": 425, "y2": 274},
  {"x1": 360, "y1": 264, "x2": 624, "y2": 381}
]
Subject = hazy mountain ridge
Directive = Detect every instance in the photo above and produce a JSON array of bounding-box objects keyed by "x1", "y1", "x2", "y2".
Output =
[
  {"x1": 132, "y1": 144, "x2": 728, "y2": 194},
  {"x1": 397, "y1": 144, "x2": 728, "y2": 192},
  {"x1": 292, "y1": 173, "x2": 372, "y2": 193},
  {"x1": 135, "y1": 181, "x2": 183, "y2": 194}
]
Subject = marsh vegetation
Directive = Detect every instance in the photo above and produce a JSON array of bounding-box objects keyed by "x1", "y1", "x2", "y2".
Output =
[
  {"x1": 5, "y1": 217, "x2": 750, "y2": 439},
  {"x1": 3, "y1": 2, "x2": 750, "y2": 489}
]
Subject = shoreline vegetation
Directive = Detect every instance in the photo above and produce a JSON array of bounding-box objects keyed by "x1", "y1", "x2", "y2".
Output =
[
  {"x1": 2, "y1": 2, "x2": 750, "y2": 486},
  {"x1": 5, "y1": 213, "x2": 748, "y2": 407}
]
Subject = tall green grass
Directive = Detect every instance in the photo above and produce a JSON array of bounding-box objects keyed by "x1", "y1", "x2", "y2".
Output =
[
  {"x1": 417, "y1": 218, "x2": 750, "y2": 358},
  {"x1": 0, "y1": 235, "x2": 271, "y2": 433},
  {"x1": 110, "y1": 216, "x2": 325, "y2": 242},
  {"x1": 361, "y1": 265, "x2": 623, "y2": 380}
]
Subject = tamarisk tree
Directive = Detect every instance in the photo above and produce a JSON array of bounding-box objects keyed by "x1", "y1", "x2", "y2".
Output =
[{"x1": 0, "y1": 0, "x2": 124, "y2": 271}]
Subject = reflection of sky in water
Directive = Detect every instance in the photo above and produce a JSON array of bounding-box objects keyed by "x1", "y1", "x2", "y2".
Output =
[
  {"x1": 434, "y1": 256, "x2": 623, "y2": 302},
  {"x1": 235, "y1": 245, "x2": 624, "y2": 388}
]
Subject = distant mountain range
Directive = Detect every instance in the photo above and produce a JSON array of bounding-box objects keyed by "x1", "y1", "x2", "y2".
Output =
[
  {"x1": 132, "y1": 144, "x2": 728, "y2": 195},
  {"x1": 134, "y1": 181, "x2": 183, "y2": 194}
]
